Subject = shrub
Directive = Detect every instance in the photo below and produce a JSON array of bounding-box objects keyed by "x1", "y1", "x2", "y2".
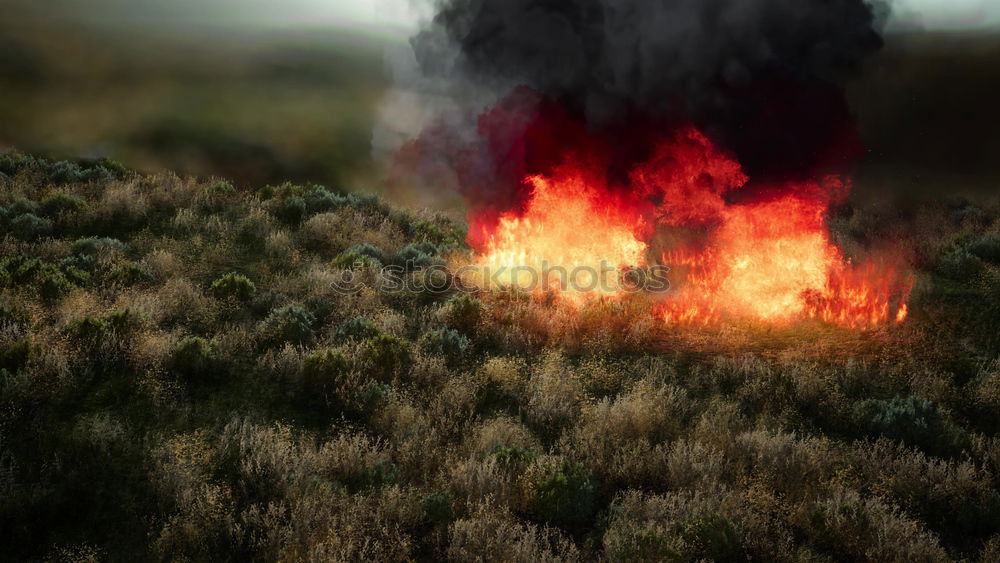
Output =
[
  {"x1": 8, "y1": 197, "x2": 39, "y2": 216},
  {"x1": 65, "y1": 314, "x2": 111, "y2": 343},
  {"x1": 796, "y1": 489, "x2": 948, "y2": 560},
  {"x1": 411, "y1": 219, "x2": 464, "y2": 247},
  {"x1": 207, "y1": 181, "x2": 236, "y2": 196},
  {"x1": 359, "y1": 380, "x2": 392, "y2": 413},
  {"x1": 969, "y1": 233, "x2": 1000, "y2": 264},
  {"x1": 331, "y1": 251, "x2": 382, "y2": 270},
  {"x1": 606, "y1": 511, "x2": 743, "y2": 561},
  {"x1": 170, "y1": 337, "x2": 216, "y2": 382},
  {"x1": 854, "y1": 394, "x2": 964, "y2": 456},
  {"x1": 41, "y1": 159, "x2": 119, "y2": 184},
  {"x1": 261, "y1": 304, "x2": 316, "y2": 347},
  {"x1": 0, "y1": 152, "x2": 28, "y2": 176},
  {"x1": 72, "y1": 237, "x2": 127, "y2": 256},
  {"x1": 64, "y1": 310, "x2": 137, "y2": 343},
  {"x1": 438, "y1": 295, "x2": 483, "y2": 333},
  {"x1": 393, "y1": 242, "x2": 441, "y2": 270},
  {"x1": 420, "y1": 328, "x2": 470, "y2": 364},
  {"x1": 336, "y1": 317, "x2": 381, "y2": 341},
  {"x1": 304, "y1": 187, "x2": 348, "y2": 215},
  {"x1": 490, "y1": 445, "x2": 538, "y2": 470},
  {"x1": 0, "y1": 302, "x2": 28, "y2": 326},
  {"x1": 302, "y1": 295, "x2": 333, "y2": 325},
  {"x1": 107, "y1": 262, "x2": 154, "y2": 286},
  {"x1": 362, "y1": 334, "x2": 411, "y2": 381},
  {"x1": 356, "y1": 459, "x2": 400, "y2": 490},
  {"x1": 41, "y1": 193, "x2": 86, "y2": 215},
  {"x1": 211, "y1": 273, "x2": 256, "y2": 301},
  {"x1": 0, "y1": 339, "x2": 35, "y2": 373},
  {"x1": 422, "y1": 492, "x2": 454, "y2": 525},
  {"x1": 6, "y1": 259, "x2": 83, "y2": 300},
  {"x1": 11, "y1": 213, "x2": 52, "y2": 240},
  {"x1": 301, "y1": 349, "x2": 349, "y2": 406},
  {"x1": 274, "y1": 195, "x2": 306, "y2": 225},
  {"x1": 937, "y1": 249, "x2": 984, "y2": 281},
  {"x1": 331, "y1": 244, "x2": 386, "y2": 270},
  {"x1": 528, "y1": 459, "x2": 596, "y2": 528},
  {"x1": 36, "y1": 265, "x2": 75, "y2": 300}
]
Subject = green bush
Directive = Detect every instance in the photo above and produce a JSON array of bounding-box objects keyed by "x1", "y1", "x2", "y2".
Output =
[
  {"x1": 261, "y1": 304, "x2": 316, "y2": 347},
  {"x1": 274, "y1": 195, "x2": 306, "y2": 225},
  {"x1": 936, "y1": 249, "x2": 984, "y2": 281},
  {"x1": 421, "y1": 492, "x2": 453, "y2": 525},
  {"x1": 331, "y1": 251, "x2": 382, "y2": 270},
  {"x1": 108, "y1": 262, "x2": 154, "y2": 287},
  {"x1": 411, "y1": 219, "x2": 464, "y2": 248},
  {"x1": 41, "y1": 193, "x2": 86, "y2": 215},
  {"x1": 36, "y1": 265, "x2": 76, "y2": 300},
  {"x1": 301, "y1": 349, "x2": 349, "y2": 406},
  {"x1": 8, "y1": 198, "x2": 40, "y2": 216},
  {"x1": 0, "y1": 152, "x2": 28, "y2": 176},
  {"x1": 207, "y1": 181, "x2": 236, "y2": 196},
  {"x1": 170, "y1": 337, "x2": 216, "y2": 382},
  {"x1": 393, "y1": 242, "x2": 441, "y2": 270},
  {"x1": 0, "y1": 302, "x2": 28, "y2": 326},
  {"x1": 336, "y1": 317, "x2": 381, "y2": 341},
  {"x1": 331, "y1": 244, "x2": 386, "y2": 270},
  {"x1": 358, "y1": 380, "x2": 392, "y2": 414},
  {"x1": 64, "y1": 310, "x2": 137, "y2": 344},
  {"x1": 10, "y1": 214, "x2": 52, "y2": 240},
  {"x1": 530, "y1": 460, "x2": 596, "y2": 528},
  {"x1": 304, "y1": 187, "x2": 348, "y2": 215},
  {"x1": 65, "y1": 314, "x2": 111, "y2": 343},
  {"x1": 7, "y1": 258, "x2": 82, "y2": 300},
  {"x1": 352, "y1": 460, "x2": 400, "y2": 491},
  {"x1": 490, "y1": 445, "x2": 538, "y2": 469},
  {"x1": 438, "y1": 295, "x2": 483, "y2": 333},
  {"x1": 72, "y1": 237, "x2": 128, "y2": 256},
  {"x1": 0, "y1": 339, "x2": 35, "y2": 374},
  {"x1": 969, "y1": 233, "x2": 1000, "y2": 264},
  {"x1": 420, "y1": 328, "x2": 470, "y2": 364},
  {"x1": 211, "y1": 273, "x2": 256, "y2": 301},
  {"x1": 362, "y1": 334, "x2": 411, "y2": 381},
  {"x1": 854, "y1": 395, "x2": 964, "y2": 456}
]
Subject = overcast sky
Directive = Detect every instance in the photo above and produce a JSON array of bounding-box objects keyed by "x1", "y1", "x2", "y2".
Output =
[
  {"x1": 313, "y1": 0, "x2": 1000, "y2": 32},
  {"x1": 33, "y1": 0, "x2": 1000, "y2": 33}
]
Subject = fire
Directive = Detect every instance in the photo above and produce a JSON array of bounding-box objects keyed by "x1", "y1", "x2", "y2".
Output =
[
  {"x1": 462, "y1": 118, "x2": 910, "y2": 328},
  {"x1": 658, "y1": 194, "x2": 911, "y2": 328},
  {"x1": 471, "y1": 169, "x2": 648, "y2": 302}
]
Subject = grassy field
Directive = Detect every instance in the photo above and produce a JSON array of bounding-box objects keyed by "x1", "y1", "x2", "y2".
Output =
[{"x1": 2, "y1": 153, "x2": 1000, "y2": 560}]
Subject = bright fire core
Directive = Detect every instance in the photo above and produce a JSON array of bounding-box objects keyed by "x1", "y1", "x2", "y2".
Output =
[{"x1": 469, "y1": 128, "x2": 911, "y2": 329}]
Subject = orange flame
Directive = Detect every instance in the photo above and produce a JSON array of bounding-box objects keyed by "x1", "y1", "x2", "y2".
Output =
[
  {"x1": 658, "y1": 194, "x2": 911, "y2": 328},
  {"x1": 471, "y1": 170, "x2": 648, "y2": 303},
  {"x1": 468, "y1": 127, "x2": 911, "y2": 328}
]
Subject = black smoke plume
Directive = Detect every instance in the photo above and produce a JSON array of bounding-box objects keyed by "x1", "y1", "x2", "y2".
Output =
[{"x1": 410, "y1": 0, "x2": 888, "y2": 181}]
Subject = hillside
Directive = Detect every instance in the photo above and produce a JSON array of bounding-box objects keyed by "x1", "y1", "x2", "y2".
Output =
[{"x1": 2, "y1": 153, "x2": 1000, "y2": 560}]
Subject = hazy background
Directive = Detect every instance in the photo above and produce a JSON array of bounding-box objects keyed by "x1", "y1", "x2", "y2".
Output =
[{"x1": 1, "y1": 0, "x2": 998, "y2": 196}]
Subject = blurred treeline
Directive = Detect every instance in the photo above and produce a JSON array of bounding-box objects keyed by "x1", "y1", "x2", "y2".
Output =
[
  {"x1": 1, "y1": 6, "x2": 998, "y2": 197},
  {"x1": 0, "y1": 8, "x2": 390, "y2": 189},
  {"x1": 849, "y1": 31, "x2": 1000, "y2": 196}
]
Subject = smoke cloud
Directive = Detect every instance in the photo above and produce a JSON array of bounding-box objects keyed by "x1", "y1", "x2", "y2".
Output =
[
  {"x1": 412, "y1": 0, "x2": 887, "y2": 178},
  {"x1": 384, "y1": 0, "x2": 890, "y2": 223}
]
